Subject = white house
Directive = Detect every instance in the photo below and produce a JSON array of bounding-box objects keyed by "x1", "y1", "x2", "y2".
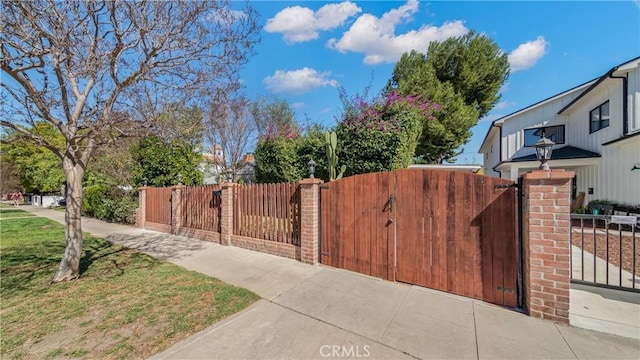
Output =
[
  {"x1": 479, "y1": 57, "x2": 640, "y2": 207},
  {"x1": 200, "y1": 145, "x2": 225, "y2": 184}
]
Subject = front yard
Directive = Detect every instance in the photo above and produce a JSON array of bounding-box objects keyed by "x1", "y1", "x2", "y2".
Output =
[{"x1": 0, "y1": 209, "x2": 259, "y2": 359}]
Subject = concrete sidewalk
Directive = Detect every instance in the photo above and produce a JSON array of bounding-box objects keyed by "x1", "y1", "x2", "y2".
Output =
[{"x1": 23, "y1": 206, "x2": 640, "y2": 359}]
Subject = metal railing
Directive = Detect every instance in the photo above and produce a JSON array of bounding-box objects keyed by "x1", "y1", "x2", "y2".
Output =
[{"x1": 570, "y1": 214, "x2": 639, "y2": 292}]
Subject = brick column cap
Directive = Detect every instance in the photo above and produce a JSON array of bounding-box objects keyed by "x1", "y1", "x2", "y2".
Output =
[
  {"x1": 523, "y1": 169, "x2": 574, "y2": 181},
  {"x1": 172, "y1": 184, "x2": 187, "y2": 189},
  {"x1": 221, "y1": 182, "x2": 236, "y2": 189},
  {"x1": 299, "y1": 178, "x2": 323, "y2": 186}
]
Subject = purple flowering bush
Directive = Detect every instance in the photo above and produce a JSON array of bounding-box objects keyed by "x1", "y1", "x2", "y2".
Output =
[{"x1": 336, "y1": 91, "x2": 439, "y2": 175}]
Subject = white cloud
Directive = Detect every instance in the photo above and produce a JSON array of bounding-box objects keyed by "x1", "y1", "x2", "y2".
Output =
[
  {"x1": 263, "y1": 67, "x2": 339, "y2": 94},
  {"x1": 265, "y1": 1, "x2": 361, "y2": 44},
  {"x1": 508, "y1": 36, "x2": 548, "y2": 72},
  {"x1": 494, "y1": 101, "x2": 515, "y2": 110},
  {"x1": 327, "y1": 0, "x2": 468, "y2": 64},
  {"x1": 291, "y1": 102, "x2": 305, "y2": 109}
]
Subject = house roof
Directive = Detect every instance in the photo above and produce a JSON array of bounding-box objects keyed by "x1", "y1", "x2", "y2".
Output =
[
  {"x1": 558, "y1": 56, "x2": 640, "y2": 115},
  {"x1": 510, "y1": 145, "x2": 601, "y2": 162},
  {"x1": 602, "y1": 131, "x2": 640, "y2": 146},
  {"x1": 479, "y1": 56, "x2": 640, "y2": 153},
  {"x1": 478, "y1": 79, "x2": 595, "y2": 153}
]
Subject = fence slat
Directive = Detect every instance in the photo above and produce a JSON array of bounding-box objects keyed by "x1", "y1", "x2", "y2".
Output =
[
  {"x1": 277, "y1": 183, "x2": 282, "y2": 242},
  {"x1": 271, "y1": 183, "x2": 277, "y2": 242},
  {"x1": 176, "y1": 185, "x2": 221, "y2": 233},
  {"x1": 145, "y1": 187, "x2": 172, "y2": 225},
  {"x1": 230, "y1": 182, "x2": 301, "y2": 245}
]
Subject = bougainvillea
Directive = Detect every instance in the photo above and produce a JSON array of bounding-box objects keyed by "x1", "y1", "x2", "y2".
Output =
[{"x1": 336, "y1": 91, "x2": 440, "y2": 175}]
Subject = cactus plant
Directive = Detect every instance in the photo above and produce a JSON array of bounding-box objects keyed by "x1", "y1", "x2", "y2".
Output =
[{"x1": 325, "y1": 131, "x2": 346, "y2": 181}]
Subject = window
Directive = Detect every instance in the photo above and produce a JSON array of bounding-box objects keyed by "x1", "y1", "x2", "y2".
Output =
[
  {"x1": 589, "y1": 101, "x2": 609, "y2": 133},
  {"x1": 524, "y1": 125, "x2": 565, "y2": 147}
]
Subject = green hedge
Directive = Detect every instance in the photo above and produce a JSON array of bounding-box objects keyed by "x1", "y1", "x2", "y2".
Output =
[{"x1": 83, "y1": 185, "x2": 138, "y2": 224}]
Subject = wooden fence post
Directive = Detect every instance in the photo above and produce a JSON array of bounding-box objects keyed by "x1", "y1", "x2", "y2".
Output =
[
  {"x1": 299, "y1": 178, "x2": 322, "y2": 264},
  {"x1": 137, "y1": 187, "x2": 146, "y2": 229},
  {"x1": 220, "y1": 183, "x2": 235, "y2": 246},
  {"x1": 522, "y1": 169, "x2": 574, "y2": 324},
  {"x1": 171, "y1": 185, "x2": 184, "y2": 235}
]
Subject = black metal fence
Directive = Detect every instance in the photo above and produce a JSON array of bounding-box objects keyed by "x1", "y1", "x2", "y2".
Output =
[{"x1": 570, "y1": 214, "x2": 639, "y2": 292}]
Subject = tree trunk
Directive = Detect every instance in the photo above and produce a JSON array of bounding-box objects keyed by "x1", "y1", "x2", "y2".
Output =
[{"x1": 52, "y1": 158, "x2": 85, "y2": 283}]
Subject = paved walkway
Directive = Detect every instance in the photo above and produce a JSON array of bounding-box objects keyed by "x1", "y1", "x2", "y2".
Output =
[
  {"x1": 23, "y1": 206, "x2": 640, "y2": 359},
  {"x1": 570, "y1": 245, "x2": 640, "y2": 338}
]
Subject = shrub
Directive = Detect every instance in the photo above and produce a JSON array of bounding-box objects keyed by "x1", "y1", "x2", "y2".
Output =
[
  {"x1": 254, "y1": 124, "x2": 329, "y2": 183},
  {"x1": 131, "y1": 136, "x2": 203, "y2": 187},
  {"x1": 336, "y1": 91, "x2": 439, "y2": 176},
  {"x1": 83, "y1": 185, "x2": 137, "y2": 224},
  {"x1": 83, "y1": 185, "x2": 108, "y2": 218},
  {"x1": 254, "y1": 135, "x2": 303, "y2": 184}
]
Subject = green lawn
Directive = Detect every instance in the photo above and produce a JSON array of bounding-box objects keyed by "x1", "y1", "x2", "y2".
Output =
[
  {"x1": 0, "y1": 209, "x2": 259, "y2": 359},
  {"x1": 0, "y1": 208, "x2": 36, "y2": 219}
]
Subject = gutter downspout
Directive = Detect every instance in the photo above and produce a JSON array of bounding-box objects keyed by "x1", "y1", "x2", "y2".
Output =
[
  {"x1": 609, "y1": 72, "x2": 628, "y2": 135},
  {"x1": 497, "y1": 123, "x2": 503, "y2": 178},
  {"x1": 485, "y1": 122, "x2": 503, "y2": 177}
]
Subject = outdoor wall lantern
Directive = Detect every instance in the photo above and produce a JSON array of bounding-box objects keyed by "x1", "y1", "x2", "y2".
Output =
[
  {"x1": 631, "y1": 163, "x2": 640, "y2": 172},
  {"x1": 534, "y1": 136, "x2": 555, "y2": 170},
  {"x1": 176, "y1": 173, "x2": 183, "y2": 185},
  {"x1": 308, "y1": 159, "x2": 316, "y2": 178},
  {"x1": 142, "y1": 177, "x2": 148, "y2": 186},
  {"x1": 227, "y1": 173, "x2": 233, "y2": 183}
]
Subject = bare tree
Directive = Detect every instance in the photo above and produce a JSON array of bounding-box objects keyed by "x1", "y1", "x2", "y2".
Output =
[
  {"x1": 206, "y1": 91, "x2": 256, "y2": 182},
  {"x1": 1, "y1": 0, "x2": 260, "y2": 282}
]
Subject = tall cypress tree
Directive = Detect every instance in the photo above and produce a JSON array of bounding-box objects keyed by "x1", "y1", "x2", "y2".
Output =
[{"x1": 386, "y1": 31, "x2": 509, "y2": 163}]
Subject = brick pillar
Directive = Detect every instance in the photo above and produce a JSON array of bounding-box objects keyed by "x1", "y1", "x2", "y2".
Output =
[
  {"x1": 299, "y1": 178, "x2": 322, "y2": 265},
  {"x1": 220, "y1": 183, "x2": 235, "y2": 246},
  {"x1": 171, "y1": 185, "x2": 184, "y2": 235},
  {"x1": 522, "y1": 169, "x2": 574, "y2": 324},
  {"x1": 137, "y1": 187, "x2": 147, "y2": 228}
]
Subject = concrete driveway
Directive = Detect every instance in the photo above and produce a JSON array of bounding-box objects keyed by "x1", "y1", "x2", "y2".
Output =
[{"x1": 149, "y1": 262, "x2": 638, "y2": 360}]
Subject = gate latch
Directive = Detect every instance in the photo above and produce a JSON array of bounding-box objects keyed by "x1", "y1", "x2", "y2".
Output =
[
  {"x1": 497, "y1": 286, "x2": 516, "y2": 293},
  {"x1": 494, "y1": 184, "x2": 518, "y2": 189}
]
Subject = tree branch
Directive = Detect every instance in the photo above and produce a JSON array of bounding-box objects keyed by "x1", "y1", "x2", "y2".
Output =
[{"x1": 0, "y1": 120, "x2": 62, "y2": 158}]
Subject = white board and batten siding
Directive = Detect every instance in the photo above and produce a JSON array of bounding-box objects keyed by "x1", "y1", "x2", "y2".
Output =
[
  {"x1": 483, "y1": 134, "x2": 501, "y2": 177},
  {"x1": 561, "y1": 73, "x2": 640, "y2": 207},
  {"x1": 574, "y1": 139, "x2": 640, "y2": 207},
  {"x1": 563, "y1": 77, "x2": 624, "y2": 152},
  {"x1": 627, "y1": 63, "x2": 640, "y2": 133},
  {"x1": 500, "y1": 87, "x2": 586, "y2": 161}
]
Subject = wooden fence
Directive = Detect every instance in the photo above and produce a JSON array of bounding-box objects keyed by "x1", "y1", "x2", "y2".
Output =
[
  {"x1": 233, "y1": 183, "x2": 301, "y2": 245},
  {"x1": 145, "y1": 187, "x2": 172, "y2": 225},
  {"x1": 180, "y1": 185, "x2": 222, "y2": 233}
]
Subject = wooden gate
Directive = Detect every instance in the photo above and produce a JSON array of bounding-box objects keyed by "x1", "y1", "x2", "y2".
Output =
[{"x1": 320, "y1": 169, "x2": 520, "y2": 307}]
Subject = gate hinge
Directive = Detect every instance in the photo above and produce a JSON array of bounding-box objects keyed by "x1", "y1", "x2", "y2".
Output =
[
  {"x1": 320, "y1": 185, "x2": 329, "y2": 189},
  {"x1": 498, "y1": 286, "x2": 516, "y2": 293}
]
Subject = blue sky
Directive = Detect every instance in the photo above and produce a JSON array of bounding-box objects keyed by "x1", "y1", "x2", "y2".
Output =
[{"x1": 238, "y1": 0, "x2": 640, "y2": 164}]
